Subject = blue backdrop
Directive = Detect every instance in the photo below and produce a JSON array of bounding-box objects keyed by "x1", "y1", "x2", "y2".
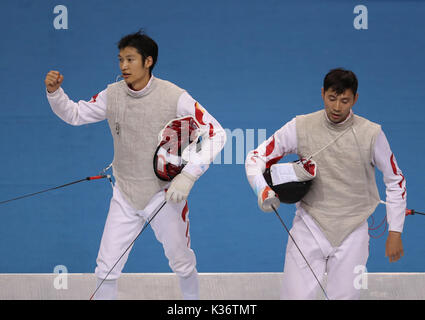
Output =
[{"x1": 0, "y1": 0, "x2": 424, "y2": 274}]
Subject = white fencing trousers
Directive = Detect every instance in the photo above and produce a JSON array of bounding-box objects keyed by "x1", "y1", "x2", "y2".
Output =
[
  {"x1": 94, "y1": 185, "x2": 198, "y2": 299},
  {"x1": 280, "y1": 208, "x2": 369, "y2": 300}
]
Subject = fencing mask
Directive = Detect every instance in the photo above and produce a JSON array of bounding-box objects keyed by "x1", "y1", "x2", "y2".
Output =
[
  {"x1": 263, "y1": 158, "x2": 317, "y2": 204},
  {"x1": 153, "y1": 116, "x2": 201, "y2": 181}
]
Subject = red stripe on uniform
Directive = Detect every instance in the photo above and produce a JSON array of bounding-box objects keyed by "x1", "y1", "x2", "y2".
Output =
[
  {"x1": 194, "y1": 102, "x2": 206, "y2": 125},
  {"x1": 181, "y1": 201, "x2": 189, "y2": 222},
  {"x1": 263, "y1": 136, "x2": 275, "y2": 157},
  {"x1": 186, "y1": 221, "x2": 190, "y2": 247},
  {"x1": 209, "y1": 123, "x2": 215, "y2": 138},
  {"x1": 390, "y1": 153, "x2": 406, "y2": 199},
  {"x1": 398, "y1": 173, "x2": 405, "y2": 188},
  {"x1": 390, "y1": 154, "x2": 398, "y2": 175},
  {"x1": 266, "y1": 155, "x2": 283, "y2": 168},
  {"x1": 90, "y1": 93, "x2": 99, "y2": 103}
]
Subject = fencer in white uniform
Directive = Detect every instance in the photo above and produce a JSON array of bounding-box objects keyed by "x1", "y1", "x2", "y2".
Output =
[
  {"x1": 245, "y1": 68, "x2": 406, "y2": 300},
  {"x1": 45, "y1": 31, "x2": 226, "y2": 300}
]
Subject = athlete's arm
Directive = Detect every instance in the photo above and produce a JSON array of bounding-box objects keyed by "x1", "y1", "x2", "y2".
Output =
[
  {"x1": 245, "y1": 118, "x2": 298, "y2": 196},
  {"x1": 373, "y1": 129, "x2": 406, "y2": 262},
  {"x1": 45, "y1": 70, "x2": 107, "y2": 125},
  {"x1": 176, "y1": 92, "x2": 227, "y2": 179}
]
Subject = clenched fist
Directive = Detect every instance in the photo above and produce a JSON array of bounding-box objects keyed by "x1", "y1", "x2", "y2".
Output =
[{"x1": 45, "y1": 70, "x2": 64, "y2": 93}]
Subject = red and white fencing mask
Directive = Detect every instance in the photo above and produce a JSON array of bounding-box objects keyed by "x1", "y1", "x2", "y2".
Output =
[{"x1": 153, "y1": 116, "x2": 201, "y2": 181}]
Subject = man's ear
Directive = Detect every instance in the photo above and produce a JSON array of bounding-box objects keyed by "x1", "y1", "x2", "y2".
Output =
[
  {"x1": 321, "y1": 87, "x2": 325, "y2": 100},
  {"x1": 144, "y1": 56, "x2": 153, "y2": 69},
  {"x1": 353, "y1": 93, "x2": 359, "y2": 106}
]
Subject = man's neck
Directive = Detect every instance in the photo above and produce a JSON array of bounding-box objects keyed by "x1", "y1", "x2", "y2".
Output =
[{"x1": 129, "y1": 74, "x2": 152, "y2": 91}]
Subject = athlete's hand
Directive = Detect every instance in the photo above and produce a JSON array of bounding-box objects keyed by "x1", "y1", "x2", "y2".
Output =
[
  {"x1": 45, "y1": 70, "x2": 64, "y2": 93},
  {"x1": 385, "y1": 231, "x2": 404, "y2": 263},
  {"x1": 258, "y1": 186, "x2": 280, "y2": 212},
  {"x1": 166, "y1": 171, "x2": 196, "y2": 203}
]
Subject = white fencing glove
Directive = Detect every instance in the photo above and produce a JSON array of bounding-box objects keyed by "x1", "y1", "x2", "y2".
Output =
[
  {"x1": 258, "y1": 186, "x2": 280, "y2": 212},
  {"x1": 166, "y1": 171, "x2": 197, "y2": 203}
]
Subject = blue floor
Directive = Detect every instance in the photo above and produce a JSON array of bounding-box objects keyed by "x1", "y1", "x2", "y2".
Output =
[{"x1": 0, "y1": 0, "x2": 424, "y2": 274}]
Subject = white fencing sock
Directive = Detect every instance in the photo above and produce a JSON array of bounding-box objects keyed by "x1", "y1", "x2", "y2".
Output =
[
  {"x1": 93, "y1": 278, "x2": 118, "y2": 300},
  {"x1": 179, "y1": 269, "x2": 199, "y2": 300}
]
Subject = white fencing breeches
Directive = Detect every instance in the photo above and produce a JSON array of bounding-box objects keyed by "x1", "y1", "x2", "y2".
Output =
[
  {"x1": 280, "y1": 209, "x2": 369, "y2": 300},
  {"x1": 93, "y1": 186, "x2": 198, "y2": 299}
]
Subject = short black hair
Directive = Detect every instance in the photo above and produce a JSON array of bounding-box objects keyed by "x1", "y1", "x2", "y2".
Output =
[
  {"x1": 118, "y1": 30, "x2": 158, "y2": 74},
  {"x1": 323, "y1": 68, "x2": 358, "y2": 96}
]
